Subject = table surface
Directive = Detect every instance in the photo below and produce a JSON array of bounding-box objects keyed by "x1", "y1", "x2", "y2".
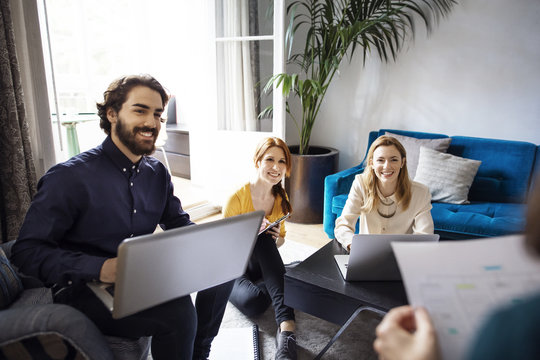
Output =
[{"x1": 284, "y1": 239, "x2": 408, "y2": 325}]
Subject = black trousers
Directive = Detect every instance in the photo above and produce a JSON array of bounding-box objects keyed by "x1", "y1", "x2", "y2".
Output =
[
  {"x1": 229, "y1": 232, "x2": 295, "y2": 326},
  {"x1": 59, "y1": 281, "x2": 233, "y2": 360}
]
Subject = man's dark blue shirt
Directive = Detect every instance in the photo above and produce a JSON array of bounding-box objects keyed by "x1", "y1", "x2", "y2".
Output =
[{"x1": 11, "y1": 136, "x2": 193, "y2": 286}]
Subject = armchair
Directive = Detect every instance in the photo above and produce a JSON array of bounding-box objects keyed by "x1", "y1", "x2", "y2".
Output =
[{"x1": 0, "y1": 240, "x2": 150, "y2": 359}]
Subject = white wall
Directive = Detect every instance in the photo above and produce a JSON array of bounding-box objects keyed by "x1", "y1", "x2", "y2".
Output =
[{"x1": 287, "y1": 0, "x2": 540, "y2": 171}]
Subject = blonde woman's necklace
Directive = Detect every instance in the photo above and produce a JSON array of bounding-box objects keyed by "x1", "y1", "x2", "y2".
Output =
[{"x1": 377, "y1": 188, "x2": 397, "y2": 218}]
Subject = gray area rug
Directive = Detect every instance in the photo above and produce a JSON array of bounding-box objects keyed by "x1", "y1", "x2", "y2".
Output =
[
  {"x1": 211, "y1": 240, "x2": 383, "y2": 359},
  {"x1": 146, "y1": 240, "x2": 382, "y2": 359},
  {"x1": 215, "y1": 300, "x2": 382, "y2": 360}
]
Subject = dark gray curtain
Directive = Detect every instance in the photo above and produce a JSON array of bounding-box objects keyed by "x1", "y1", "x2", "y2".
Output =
[{"x1": 0, "y1": 0, "x2": 37, "y2": 243}]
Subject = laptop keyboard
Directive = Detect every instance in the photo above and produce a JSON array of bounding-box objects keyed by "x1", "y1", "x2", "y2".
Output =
[{"x1": 105, "y1": 285, "x2": 115, "y2": 296}]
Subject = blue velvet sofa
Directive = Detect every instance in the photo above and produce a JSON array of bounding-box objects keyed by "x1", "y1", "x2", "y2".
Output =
[{"x1": 324, "y1": 129, "x2": 540, "y2": 240}]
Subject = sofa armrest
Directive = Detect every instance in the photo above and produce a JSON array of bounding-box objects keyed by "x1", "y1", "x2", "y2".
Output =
[
  {"x1": 0, "y1": 304, "x2": 114, "y2": 360},
  {"x1": 324, "y1": 164, "x2": 365, "y2": 238}
]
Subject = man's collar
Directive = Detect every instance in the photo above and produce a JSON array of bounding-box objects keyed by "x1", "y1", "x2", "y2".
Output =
[{"x1": 103, "y1": 136, "x2": 141, "y2": 172}]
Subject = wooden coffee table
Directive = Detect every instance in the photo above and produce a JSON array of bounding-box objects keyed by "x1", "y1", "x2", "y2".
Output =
[{"x1": 284, "y1": 239, "x2": 407, "y2": 358}]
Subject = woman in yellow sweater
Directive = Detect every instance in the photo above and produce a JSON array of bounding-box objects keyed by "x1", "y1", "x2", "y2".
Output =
[{"x1": 223, "y1": 137, "x2": 297, "y2": 360}]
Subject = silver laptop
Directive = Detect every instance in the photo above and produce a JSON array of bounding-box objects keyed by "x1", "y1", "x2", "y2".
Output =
[
  {"x1": 334, "y1": 234, "x2": 439, "y2": 281},
  {"x1": 87, "y1": 211, "x2": 264, "y2": 319}
]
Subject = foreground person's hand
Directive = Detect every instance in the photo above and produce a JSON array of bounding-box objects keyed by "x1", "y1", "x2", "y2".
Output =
[{"x1": 373, "y1": 305, "x2": 439, "y2": 360}]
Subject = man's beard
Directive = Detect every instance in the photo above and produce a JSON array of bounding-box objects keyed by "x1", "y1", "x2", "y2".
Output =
[{"x1": 115, "y1": 116, "x2": 157, "y2": 156}]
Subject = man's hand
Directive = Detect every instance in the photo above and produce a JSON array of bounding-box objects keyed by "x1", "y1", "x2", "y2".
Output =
[
  {"x1": 100, "y1": 258, "x2": 117, "y2": 283},
  {"x1": 373, "y1": 305, "x2": 439, "y2": 360}
]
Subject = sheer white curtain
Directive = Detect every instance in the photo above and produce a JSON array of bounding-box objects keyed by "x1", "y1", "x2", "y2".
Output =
[
  {"x1": 10, "y1": 0, "x2": 56, "y2": 177},
  {"x1": 221, "y1": 0, "x2": 256, "y2": 131}
]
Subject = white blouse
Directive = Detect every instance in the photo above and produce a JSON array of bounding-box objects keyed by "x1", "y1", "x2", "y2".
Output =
[{"x1": 334, "y1": 175, "x2": 434, "y2": 250}]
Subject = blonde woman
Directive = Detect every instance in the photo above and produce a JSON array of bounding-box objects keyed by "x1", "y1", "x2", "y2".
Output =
[
  {"x1": 335, "y1": 135, "x2": 434, "y2": 251},
  {"x1": 223, "y1": 137, "x2": 297, "y2": 360}
]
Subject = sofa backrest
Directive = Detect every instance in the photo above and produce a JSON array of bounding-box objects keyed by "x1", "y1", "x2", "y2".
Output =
[
  {"x1": 369, "y1": 129, "x2": 538, "y2": 204},
  {"x1": 449, "y1": 136, "x2": 537, "y2": 203},
  {"x1": 375, "y1": 129, "x2": 449, "y2": 140},
  {"x1": 361, "y1": 129, "x2": 448, "y2": 165}
]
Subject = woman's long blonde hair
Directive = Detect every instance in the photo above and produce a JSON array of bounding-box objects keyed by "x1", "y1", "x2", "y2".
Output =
[{"x1": 359, "y1": 136, "x2": 411, "y2": 214}]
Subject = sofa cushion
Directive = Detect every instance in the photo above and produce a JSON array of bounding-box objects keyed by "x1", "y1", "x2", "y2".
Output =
[
  {"x1": 385, "y1": 132, "x2": 452, "y2": 179},
  {"x1": 0, "y1": 248, "x2": 23, "y2": 309},
  {"x1": 414, "y1": 147, "x2": 482, "y2": 204},
  {"x1": 10, "y1": 287, "x2": 53, "y2": 308},
  {"x1": 432, "y1": 202, "x2": 527, "y2": 238},
  {"x1": 332, "y1": 191, "x2": 526, "y2": 238},
  {"x1": 448, "y1": 136, "x2": 537, "y2": 204}
]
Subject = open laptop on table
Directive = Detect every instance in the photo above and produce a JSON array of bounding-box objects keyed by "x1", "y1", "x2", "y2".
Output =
[
  {"x1": 87, "y1": 211, "x2": 264, "y2": 319},
  {"x1": 334, "y1": 234, "x2": 439, "y2": 281}
]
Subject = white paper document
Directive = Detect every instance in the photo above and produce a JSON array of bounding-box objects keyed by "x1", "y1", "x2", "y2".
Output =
[{"x1": 392, "y1": 235, "x2": 540, "y2": 360}]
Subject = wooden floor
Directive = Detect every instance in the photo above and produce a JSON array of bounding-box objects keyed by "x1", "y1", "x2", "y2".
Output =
[{"x1": 172, "y1": 176, "x2": 331, "y2": 250}]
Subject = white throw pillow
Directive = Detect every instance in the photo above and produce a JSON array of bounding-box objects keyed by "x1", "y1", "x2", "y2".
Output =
[
  {"x1": 385, "y1": 132, "x2": 452, "y2": 179},
  {"x1": 414, "y1": 147, "x2": 482, "y2": 204}
]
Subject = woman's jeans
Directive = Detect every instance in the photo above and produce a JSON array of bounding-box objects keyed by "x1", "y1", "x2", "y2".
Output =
[{"x1": 229, "y1": 232, "x2": 295, "y2": 326}]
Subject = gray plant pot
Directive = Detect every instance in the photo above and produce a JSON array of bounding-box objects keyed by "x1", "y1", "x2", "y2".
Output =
[{"x1": 285, "y1": 146, "x2": 339, "y2": 224}]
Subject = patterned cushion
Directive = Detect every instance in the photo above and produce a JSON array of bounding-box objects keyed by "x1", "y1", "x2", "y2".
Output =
[
  {"x1": 414, "y1": 147, "x2": 482, "y2": 204},
  {"x1": 0, "y1": 248, "x2": 23, "y2": 309}
]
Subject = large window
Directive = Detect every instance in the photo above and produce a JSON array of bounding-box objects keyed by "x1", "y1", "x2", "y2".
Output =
[
  {"x1": 39, "y1": 0, "x2": 190, "y2": 160},
  {"x1": 215, "y1": 0, "x2": 282, "y2": 133},
  {"x1": 40, "y1": 0, "x2": 285, "y2": 165}
]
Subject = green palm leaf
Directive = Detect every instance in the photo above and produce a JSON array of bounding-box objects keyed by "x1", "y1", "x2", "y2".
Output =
[{"x1": 262, "y1": 0, "x2": 456, "y2": 154}]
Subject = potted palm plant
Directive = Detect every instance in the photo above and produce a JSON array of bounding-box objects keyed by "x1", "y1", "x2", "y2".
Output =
[{"x1": 263, "y1": 0, "x2": 456, "y2": 223}]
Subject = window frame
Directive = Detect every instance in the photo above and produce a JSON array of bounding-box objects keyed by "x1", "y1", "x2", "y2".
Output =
[{"x1": 214, "y1": 0, "x2": 285, "y2": 138}]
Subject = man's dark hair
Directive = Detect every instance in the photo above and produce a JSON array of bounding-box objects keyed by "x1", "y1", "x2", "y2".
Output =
[{"x1": 96, "y1": 74, "x2": 169, "y2": 135}]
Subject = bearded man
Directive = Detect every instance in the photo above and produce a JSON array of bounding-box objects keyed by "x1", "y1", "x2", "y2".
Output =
[{"x1": 11, "y1": 75, "x2": 232, "y2": 360}]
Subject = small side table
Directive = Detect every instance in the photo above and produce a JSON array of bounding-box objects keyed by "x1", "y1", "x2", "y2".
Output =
[
  {"x1": 56, "y1": 115, "x2": 98, "y2": 158},
  {"x1": 61, "y1": 121, "x2": 81, "y2": 158}
]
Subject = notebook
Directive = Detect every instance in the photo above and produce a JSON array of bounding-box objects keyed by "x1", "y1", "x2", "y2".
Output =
[
  {"x1": 210, "y1": 324, "x2": 260, "y2": 360},
  {"x1": 87, "y1": 211, "x2": 264, "y2": 319},
  {"x1": 334, "y1": 233, "x2": 439, "y2": 281}
]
